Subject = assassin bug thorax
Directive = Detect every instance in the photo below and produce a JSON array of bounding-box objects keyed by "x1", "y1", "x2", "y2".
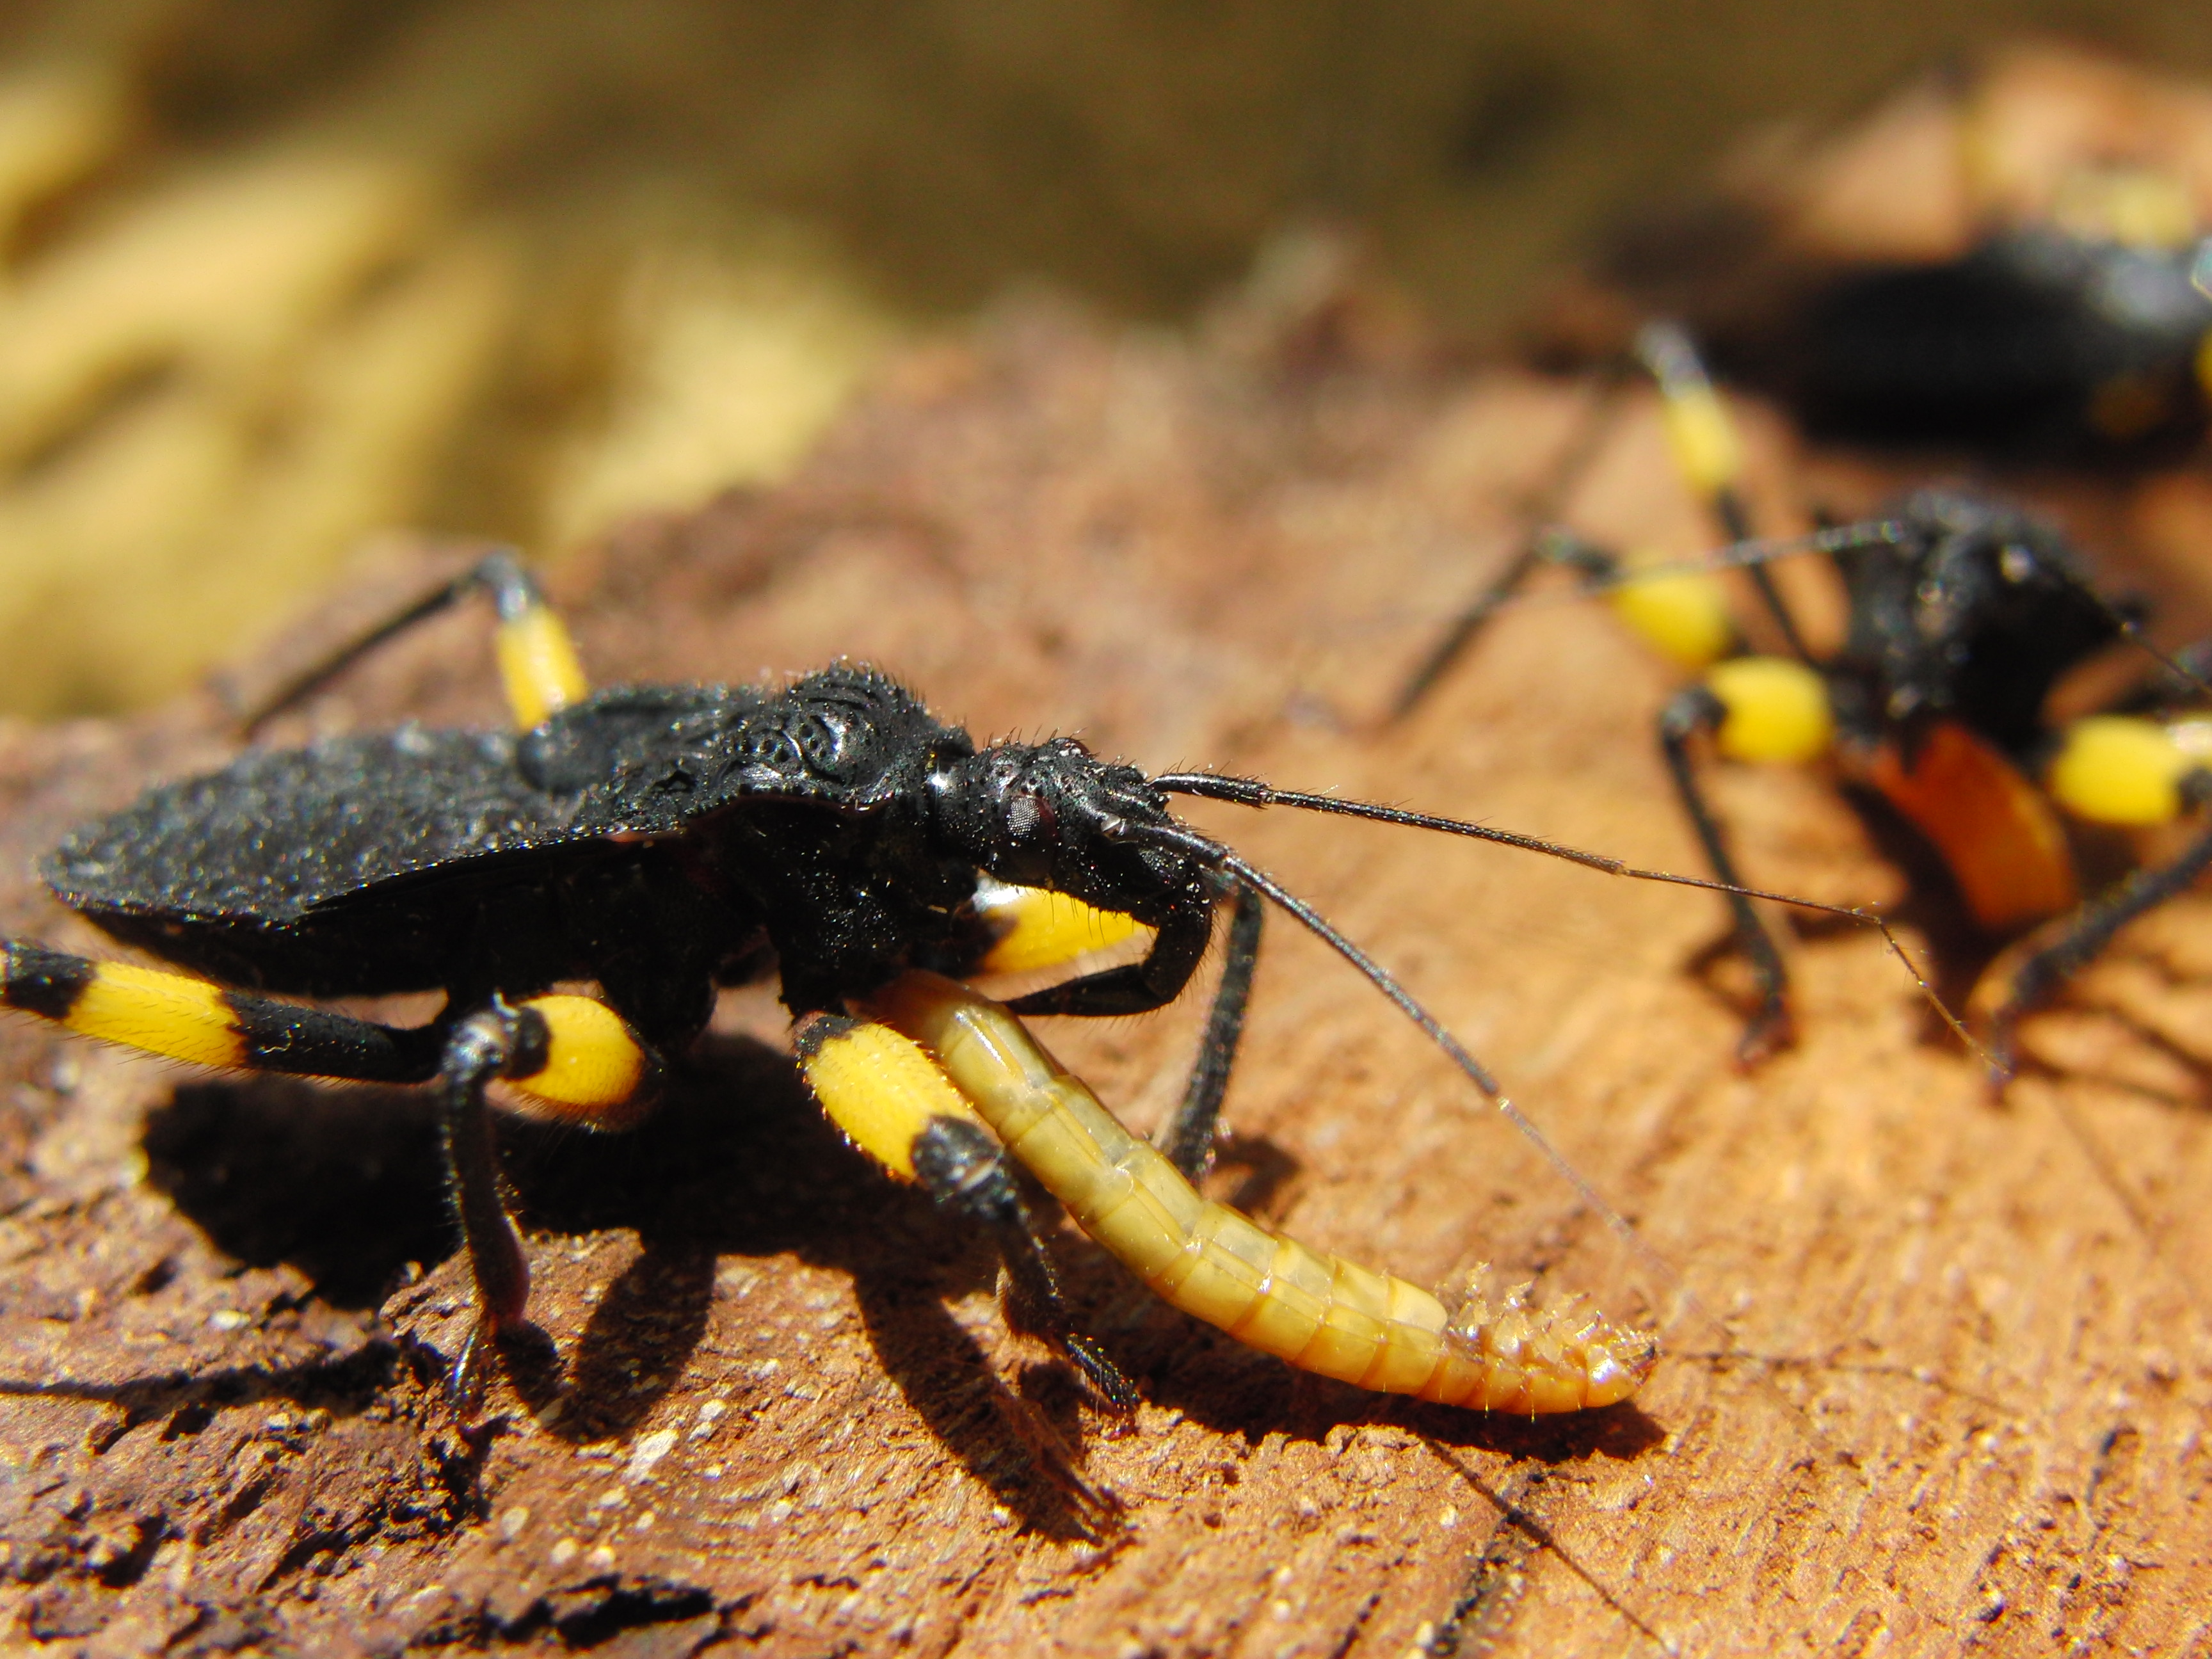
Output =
[
  {"x1": 1403, "y1": 322, "x2": 2212, "y2": 1070},
  {"x1": 7, "y1": 546, "x2": 1921, "y2": 1424}
]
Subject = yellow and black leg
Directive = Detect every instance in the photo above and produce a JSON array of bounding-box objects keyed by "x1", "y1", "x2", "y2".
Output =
[
  {"x1": 244, "y1": 547, "x2": 588, "y2": 735},
  {"x1": 1, "y1": 940, "x2": 447, "y2": 1082},
  {"x1": 0, "y1": 945, "x2": 660, "y2": 1399},
  {"x1": 797, "y1": 1014, "x2": 1138, "y2": 1412},
  {"x1": 1637, "y1": 319, "x2": 1815, "y2": 664},
  {"x1": 431, "y1": 992, "x2": 661, "y2": 1398},
  {"x1": 1004, "y1": 899, "x2": 1215, "y2": 1020},
  {"x1": 959, "y1": 876, "x2": 1261, "y2": 1178},
  {"x1": 1658, "y1": 687, "x2": 1795, "y2": 1062}
]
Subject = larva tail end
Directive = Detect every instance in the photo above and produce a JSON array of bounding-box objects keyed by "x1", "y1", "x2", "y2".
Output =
[{"x1": 1445, "y1": 1266, "x2": 1658, "y2": 1413}]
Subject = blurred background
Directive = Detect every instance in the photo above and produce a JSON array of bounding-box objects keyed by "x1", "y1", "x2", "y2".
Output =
[{"x1": 3, "y1": 0, "x2": 2211, "y2": 717}]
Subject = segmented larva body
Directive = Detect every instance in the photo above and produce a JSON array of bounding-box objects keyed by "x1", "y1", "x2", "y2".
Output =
[{"x1": 870, "y1": 972, "x2": 1656, "y2": 1413}]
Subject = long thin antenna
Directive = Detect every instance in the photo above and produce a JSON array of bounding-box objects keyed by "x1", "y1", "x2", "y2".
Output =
[
  {"x1": 1388, "y1": 518, "x2": 1915, "y2": 698},
  {"x1": 1150, "y1": 771, "x2": 2001, "y2": 1077}
]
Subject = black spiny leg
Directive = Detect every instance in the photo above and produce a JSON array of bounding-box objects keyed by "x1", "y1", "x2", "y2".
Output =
[
  {"x1": 243, "y1": 547, "x2": 579, "y2": 735},
  {"x1": 1659, "y1": 685, "x2": 1794, "y2": 1062},
  {"x1": 912, "y1": 1116, "x2": 1140, "y2": 1415},
  {"x1": 1153, "y1": 885, "x2": 1263, "y2": 1181},
  {"x1": 1009, "y1": 899, "x2": 1216, "y2": 1019},
  {"x1": 1984, "y1": 780, "x2": 2212, "y2": 1075},
  {"x1": 436, "y1": 1000, "x2": 543, "y2": 1407}
]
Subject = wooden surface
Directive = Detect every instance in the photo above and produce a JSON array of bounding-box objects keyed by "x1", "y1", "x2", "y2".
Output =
[{"x1": 3, "y1": 280, "x2": 2211, "y2": 1656}]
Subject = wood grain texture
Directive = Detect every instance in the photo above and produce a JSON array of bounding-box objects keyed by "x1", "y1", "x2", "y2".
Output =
[{"x1": 1, "y1": 281, "x2": 2209, "y2": 1656}]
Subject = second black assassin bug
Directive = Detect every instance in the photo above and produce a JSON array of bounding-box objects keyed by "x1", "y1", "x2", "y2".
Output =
[
  {"x1": 1401, "y1": 324, "x2": 2212, "y2": 1071},
  {"x1": 1750, "y1": 170, "x2": 2212, "y2": 458},
  {"x1": 6, "y1": 547, "x2": 1912, "y2": 1424}
]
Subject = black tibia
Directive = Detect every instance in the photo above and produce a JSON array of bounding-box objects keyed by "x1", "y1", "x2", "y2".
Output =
[
  {"x1": 1397, "y1": 372, "x2": 1629, "y2": 719},
  {"x1": 1008, "y1": 896, "x2": 1216, "y2": 1019},
  {"x1": 1658, "y1": 685, "x2": 1793, "y2": 1062},
  {"x1": 1395, "y1": 536, "x2": 1552, "y2": 719},
  {"x1": 244, "y1": 547, "x2": 547, "y2": 732},
  {"x1": 1396, "y1": 529, "x2": 1627, "y2": 721},
  {"x1": 1719, "y1": 488, "x2": 1818, "y2": 667},
  {"x1": 912, "y1": 1116, "x2": 1140, "y2": 1415},
  {"x1": 1154, "y1": 885, "x2": 1264, "y2": 1182},
  {"x1": 232, "y1": 993, "x2": 449, "y2": 1078},
  {"x1": 1987, "y1": 777, "x2": 2212, "y2": 1068},
  {"x1": 435, "y1": 1000, "x2": 545, "y2": 1382}
]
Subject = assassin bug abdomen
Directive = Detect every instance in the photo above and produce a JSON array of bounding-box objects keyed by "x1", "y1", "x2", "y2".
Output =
[{"x1": 4, "y1": 553, "x2": 1658, "y2": 1417}]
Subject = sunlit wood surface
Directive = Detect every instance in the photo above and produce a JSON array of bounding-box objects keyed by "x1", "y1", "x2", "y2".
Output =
[{"x1": 2, "y1": 268, "x2": 2209, "y2": 1653}]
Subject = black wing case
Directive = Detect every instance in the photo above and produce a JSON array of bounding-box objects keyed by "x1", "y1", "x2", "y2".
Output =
[{"x1": 44, "y1": 728, "x2": 594, "y2": 996}]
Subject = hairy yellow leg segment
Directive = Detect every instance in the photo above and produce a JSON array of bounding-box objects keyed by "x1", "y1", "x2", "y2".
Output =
[
  {"x1": 796, "y1": 1014, "x2": 988, "y2": 1180},
  {"x1": 1704, "y1": 655, "x2": 1834, "y2": 765},
  {"x1": 499, "y1": 994, "x2": 660, "y2": 1130},
  {"x1": 494, "y1": 599, "x2": 589, "y2": 730},
  {"x1": 1, "y1": 946, "x2": 245, "y2": 1069},
  {"x1": 865, "y1": 970, "x2": 1655, "y2": 1413},
  {"x1": 2046, "y1": 715, "x2": 2193, "y2": 828},
  {"x1": 968, "y1": 879, "x2": 1145, "y2": 975}
]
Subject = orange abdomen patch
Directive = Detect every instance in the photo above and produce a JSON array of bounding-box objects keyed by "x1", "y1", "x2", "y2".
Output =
[{"x1": 1868, "y1": 720, "x2": 2079, "y2": 934}]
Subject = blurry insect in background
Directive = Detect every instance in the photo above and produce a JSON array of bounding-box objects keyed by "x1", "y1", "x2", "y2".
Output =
[
  {"x1": 11, "y1": 547, "x2": 1936, "y2": 1427},
  {"x1": 1400, "y1": 323, "x2": 2212, "y2": 1070},
  {"x1": 1708, "y1": 144, "x2": 2212, "y2": 458}
]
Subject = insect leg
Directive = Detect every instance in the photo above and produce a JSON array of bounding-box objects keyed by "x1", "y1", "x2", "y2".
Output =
[
  {"x1": 867, "y1": 970, "x2": 1654, "y2": 1413},
  {"x1": 966, "y1": 878, "x2": 1260, "y2": 1180},
  {"x1": 1977, "y1": 799, "x2": 2212, "y2": 1072},
  {"x1": 797, "y1": 1016, "x2": 1139, "y2": 1411},
  {"x1": 435, "y1": 993, "x2": 662, "y2": 1399},
  {"x1": 1638, "y1": 319, "x2": 1816, "y2": 664},
  {"x1": 1152, "y1": 883, "x2": 1263, "y2": 1181},
  {"x1": 1395, "y1": 370, "x2": 1631, "y2": 718},
  {"x1": 477, "y1": 554, "x2": 591, "y2": 730},
  {"x1": 1004, "y1": 898, "x2": 1214, "y2": 1018},
  {"x1": 0, "y1": 941, "x2": 446, "y2": 1080},
  {"x1": 963, "y1": 881, "x2": 1145, "y2": 976},
  {"x1": 1657, "y1": 687, "x2": 1795, "y2": 1062},
  {"x1": 243, "y1": 548, "x2": 587, "y2": 734}
]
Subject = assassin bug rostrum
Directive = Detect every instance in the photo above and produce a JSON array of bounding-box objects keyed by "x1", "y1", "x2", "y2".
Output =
[
  {"x1": 9, "y1": 545, "x2": 1936, "y2": 1427},
  {"x1": 1402, "y1": 322, "x2": 2212, "y2": 1070}
]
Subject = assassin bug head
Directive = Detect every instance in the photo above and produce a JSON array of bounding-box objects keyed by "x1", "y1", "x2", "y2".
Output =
[
  {"x1": 929, "y1": 737, "x2": 1199, "y2": 913},
  {"x1": 1831, "y1": 488, "x2": 2138, "y2": 754}
]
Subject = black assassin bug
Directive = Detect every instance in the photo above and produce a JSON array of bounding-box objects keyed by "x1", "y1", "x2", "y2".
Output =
[
  {"x1": 1401, "y1": 324, "x2": 2212, "y2": 1069},
  {"x1": 1717, "y1": 160, "x2": 2212, "y2": 458},
  {"x1": 13, "y1": 546, "x2": 1905, "y2": 1422},
  {"x1": 1772, "y1": 218, "x2": 2212, "y2": 456}
]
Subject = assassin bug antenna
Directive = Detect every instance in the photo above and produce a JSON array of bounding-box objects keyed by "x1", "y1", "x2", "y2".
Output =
[
  {"x1": 1135, "y1": 780, "x2": 1998, "y2": 1239},
  {"x1": 1112, "y1": 799, "x2": 1902, "y2": 1461},
  {"x1": 1151, "y1": 771, "x2": 1998, "y2": 1075}
]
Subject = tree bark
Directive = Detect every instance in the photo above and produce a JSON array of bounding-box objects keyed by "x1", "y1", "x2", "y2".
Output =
[{"x1": 1, "y1": 285, "x2": 2208, "y2": 1656}]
